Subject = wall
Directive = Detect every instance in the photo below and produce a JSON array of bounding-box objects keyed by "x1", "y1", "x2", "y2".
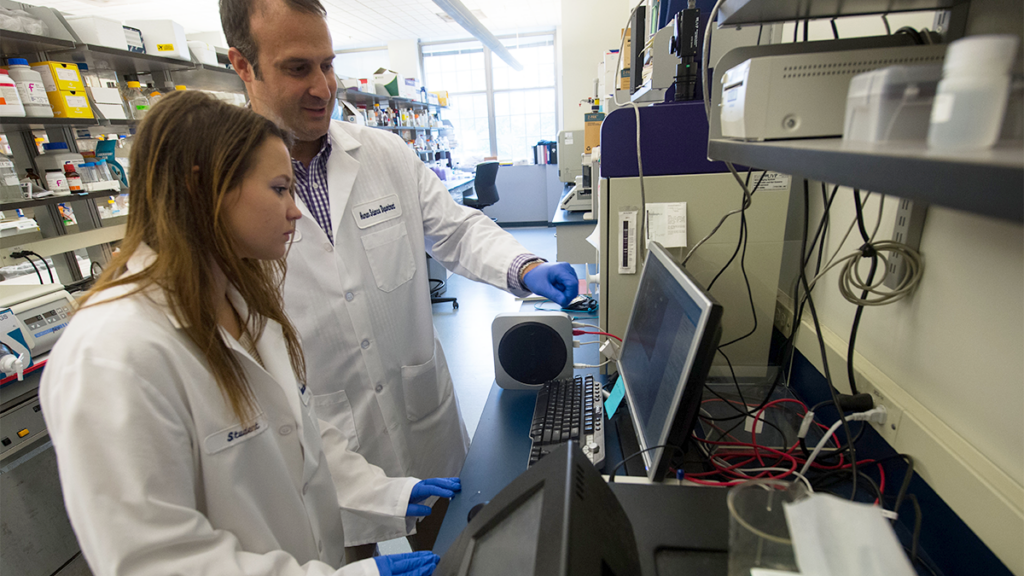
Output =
[
  {"x1": 560, "y1": 0, "x2": 634, "y2": 132},
  {"x1": 481, "y1": 165, "x2": 560, "y2": 224},
  {"x1": 387, "y1": 39, "x2": 422, "y2": 81}
]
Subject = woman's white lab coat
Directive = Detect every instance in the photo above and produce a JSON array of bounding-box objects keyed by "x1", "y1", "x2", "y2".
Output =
[
  {"x1": 282, "y1": 121, "x2": 532, "y2": 544},
  {"x1": 39, "y1": 245, "x2": 417, "y2": 576}
]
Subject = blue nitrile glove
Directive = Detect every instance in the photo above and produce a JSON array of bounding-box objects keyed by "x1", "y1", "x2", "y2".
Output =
[
  {"x1": 374, "y1": 551, "x2": 440, "y2": 576},
  {"x1": 406, "y1": 477, "x2": 462, "y2": 517},
  {"x1": 523, "y1": 262, "x2": 579, "y2": 307}
]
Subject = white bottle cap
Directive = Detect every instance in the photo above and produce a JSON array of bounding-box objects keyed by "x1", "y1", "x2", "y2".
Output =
[{"x1": 943, "y1": 34, "x2": 1020, "y2": 75}]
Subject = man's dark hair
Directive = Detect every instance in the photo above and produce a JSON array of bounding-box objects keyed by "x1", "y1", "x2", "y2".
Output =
[{"x1": 220, "y1": 0, "x2": 327, "y2": 78}]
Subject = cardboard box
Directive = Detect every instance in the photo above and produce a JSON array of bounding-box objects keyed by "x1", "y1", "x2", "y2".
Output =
[
  {"x1": 124, "y1": 20, "x2": 190, "y2": 61},
  {"x1": 584, "y1": 112, "x2": 604, "y2": 153},
  {"x1": 399, "y1": 77, "x2": 421, "y2": 100},
  {"x1": 426, "y1": 92, "x2": 440, "y2": 105},
  {"x1": 373, "y1": 68, "x2": 404, "y2": 97},
  {"x1": 66, "y1": 16, "x2": 130, "y2": 51},
  {"x1": 87, "y1": 86, "x2": 127, "y2": 120},
  {"x1": 429, "y1": 90, "x2": 449, "y2": 107},
  {"x1": 47, "y1": 90, "x2": 94, "y2": 118},
  {"x1": 30, "y1": 61, "x2": 84, "y2": 92}
]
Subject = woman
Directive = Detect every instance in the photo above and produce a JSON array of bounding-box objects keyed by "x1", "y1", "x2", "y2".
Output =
[{"x1": 40, "y1": 91, "x2": 454, "y2": 576}]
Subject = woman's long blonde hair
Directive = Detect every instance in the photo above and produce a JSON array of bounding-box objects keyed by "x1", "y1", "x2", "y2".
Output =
[{"x1": 79, "y1": 90, "x2": 305, "y2": 425}]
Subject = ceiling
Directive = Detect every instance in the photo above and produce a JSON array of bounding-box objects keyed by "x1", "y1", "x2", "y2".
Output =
[{"x1": 32, "y1": 0, "x2": 562, "y2": 49}]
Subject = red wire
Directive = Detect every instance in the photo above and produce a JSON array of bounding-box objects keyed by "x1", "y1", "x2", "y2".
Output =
[{"x1": 572, "y1": 329, "x2": 622, "y2": 342}]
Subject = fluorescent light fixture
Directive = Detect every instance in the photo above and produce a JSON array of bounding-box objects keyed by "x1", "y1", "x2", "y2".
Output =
[{"x1": 432, "y1": 0, "x2": 523, "y2": 71}]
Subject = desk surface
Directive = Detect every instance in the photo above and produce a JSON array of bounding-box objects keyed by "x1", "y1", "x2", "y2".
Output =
[{"x1": 445, "y1": 174, "x2": 474, "y2": 191}]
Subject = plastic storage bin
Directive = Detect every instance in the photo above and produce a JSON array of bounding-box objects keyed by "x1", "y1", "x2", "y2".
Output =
[
  {"x1": 124, "y1": 20, "x2": 190, "y2": 61},
  {"x1": 844, "y1": 65, "x2": 942, "y2": 143},
  {"x1": 66, "y1": 16, "x2": 131, "y2": 51}
]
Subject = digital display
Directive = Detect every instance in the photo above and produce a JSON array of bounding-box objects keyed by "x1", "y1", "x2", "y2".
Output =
[
  {"x1": 43, "y1": 310, "x2": 59, "y2": 319},
  {"x1": 23, "y1": 315, "x2": 43, "y2": 324}
]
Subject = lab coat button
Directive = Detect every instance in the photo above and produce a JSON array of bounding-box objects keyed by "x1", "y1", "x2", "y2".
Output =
[
  {"x1": 279, "y1": 425, "x2": 293, "y2": 436},
  {"x1": 345, "y1": 292, "x2": 354, "y2": 301},
  {"x1": 375, "y1": 384, "x2": 383, "y2": 393},
  {"x1": 361, "y1": 339, "x2": 370, "y2": 349},
  {"x1": 323, "y1": 242, "x2": 333, "y2": 252}
]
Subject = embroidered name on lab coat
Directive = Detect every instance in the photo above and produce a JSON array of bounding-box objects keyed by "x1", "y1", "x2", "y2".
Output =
[
  {"x1": 204, "y1": 415, "x2": 269, "y2": 454},
  {"x1": 352, "y1": 194, "x2": 403, "y2": 229}
]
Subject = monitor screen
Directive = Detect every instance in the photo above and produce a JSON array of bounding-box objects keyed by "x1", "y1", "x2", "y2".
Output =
[{"x1": 618, "y1": 242, "x2": 723, "y2": 481}]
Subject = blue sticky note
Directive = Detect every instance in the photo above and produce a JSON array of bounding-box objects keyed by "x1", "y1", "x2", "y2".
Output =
[{"x1": 604, "y1": 375, "x2": 626, "y2": 418}]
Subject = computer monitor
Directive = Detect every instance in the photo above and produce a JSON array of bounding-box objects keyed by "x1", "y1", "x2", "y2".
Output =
[
  {"x1": 617, "y1": 241, "x2": 723, "y2": 482},
  {"x1": 435, "y1": 441, "x2": 641, "y2": 576}
]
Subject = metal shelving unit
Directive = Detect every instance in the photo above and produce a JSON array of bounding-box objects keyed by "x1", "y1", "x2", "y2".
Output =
[
  {"x1": 716, "y1": 0, "x2": 969, "y2": 25},
  {"x1": 47, "y1": 43, "x2": 195, "y2": 75},
  {"x1": 0, "y1": 29, "x2": 75, "y2": 55},
  {"x1": 707, "y1": 138, "x2": 1024, "y2": 222},
  {"x1": 0, "y1": 116, "x2": 101, "y2": 131},
  {"x1": 0, "y1": 189, "x2": 122, "y2": 211}
]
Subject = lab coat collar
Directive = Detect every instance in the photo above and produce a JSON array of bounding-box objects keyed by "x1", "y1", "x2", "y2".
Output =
[{"x1": 325, "y1": 121, "x2": 363, "y2": 243}]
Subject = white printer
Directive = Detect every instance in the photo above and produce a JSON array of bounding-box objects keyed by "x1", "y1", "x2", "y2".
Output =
[{"x1": 720, "y1": 44, "x2": 945, "y2": 141}]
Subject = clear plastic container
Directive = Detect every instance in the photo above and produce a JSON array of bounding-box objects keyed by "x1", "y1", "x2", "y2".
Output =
[
  {"x1": 96, "y1": 159, "x2": 114, "y2": 182},
  {"x1": 1, "y1": 154, "x2": 22, "y2": 201},
  {"x1": 6, "y1": 58, "x2": 53, "y2": 117},
  {"x1": 928, "y1": 35, "x2": 1020, "y2": 151},
  {"x1": 0, "y1": 70, "x2": 26, "y2": 117},
  {"x1": 79, "y1": 162, "x2": 98, "y2": 184},
  {"x1": 124, "y1": 80, "x2": 150, "y2": 120}
]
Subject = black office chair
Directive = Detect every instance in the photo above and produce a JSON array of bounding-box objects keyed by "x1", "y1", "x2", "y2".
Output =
[{"x1": 462, "y1": 161, "x2": 500, "y2": 210}]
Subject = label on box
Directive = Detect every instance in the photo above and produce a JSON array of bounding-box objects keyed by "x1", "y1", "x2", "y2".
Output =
[
  {"x1": 66, "y1": 95, "x2": 88, "y2": 108},
  {"x1": 157, "y1": 43, "x2": 175, "y2": 52},
  {"x1": 55, "y1": 67, "x2": 79, "y2": 82}
]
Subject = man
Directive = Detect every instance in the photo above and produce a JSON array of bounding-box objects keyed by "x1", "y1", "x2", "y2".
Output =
[{"x1": 220, "y1": 0, "x2": 579, "y2": 560}]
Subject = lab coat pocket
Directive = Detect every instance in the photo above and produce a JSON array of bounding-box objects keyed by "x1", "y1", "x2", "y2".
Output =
[
  {"x1": 400, "y1": 349, "x2": 451, "y2": 422},
  {"x1": 360, "y1": 224, "x2": 416, "y2": 292},
  {"x1": 312, "y1": 389, "x2": 360, "y2": 452}
]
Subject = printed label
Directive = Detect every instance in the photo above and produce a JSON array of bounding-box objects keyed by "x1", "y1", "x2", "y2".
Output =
[
  {"x1": 157, "y1": 43, "x2": 175, "y2": 52},
  {"x1": 66, "y1": 95, "x2": 88, "y2": 108},
  {"x1": 204, "y1": 415, "x2": 269, "y2": 454},
  {"x1": 747, "y1": 171, "x2": 792, "y2": 191},
  {"x1": 16, "y1": 82, "x2": 49, "y2": 106},
  {"x1": 55, "y1": 67, "x2": 79, "y2": 82},
  {"x1": 618, "y1": 210, "x2": 637, "y2": 275},
  {"x1": 351, "y1": 194, "x2": 402, "y2": 229}
]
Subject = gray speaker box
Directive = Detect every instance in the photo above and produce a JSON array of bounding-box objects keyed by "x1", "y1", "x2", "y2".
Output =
[{"x1": 492, "y1": 312, "x2": 574, "y2": 390}]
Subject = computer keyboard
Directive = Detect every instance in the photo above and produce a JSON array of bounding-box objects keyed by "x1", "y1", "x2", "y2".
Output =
[{"x1": 528, "y1": 374, "x2": 605, "y2": 468}]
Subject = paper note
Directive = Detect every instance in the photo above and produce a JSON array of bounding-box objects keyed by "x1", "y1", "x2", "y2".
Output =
[
  {"x1": 644, "y1": 202, "x2": 687, "y2": 248},
  {"x1": 604, "y1": 375, "x2": 626, "y2": 418}
]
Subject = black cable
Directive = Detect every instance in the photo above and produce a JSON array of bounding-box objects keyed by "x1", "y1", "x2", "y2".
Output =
[
  {"x1": 793, "y1": 20, "x2": 799, "y2": 43},
  {"x1": 815, "y1": 183, "x2": 831, "y2": 276},
  {"x1": 756, "y1": 24, "x2": 763, "y2": 46},
  {"x1": 90, "y1": 260, "x2": 103, "y2": 279},
  {"x1": 845, "y1": 189, "x2": 878, "y2": 396},
  {"x1": 803, "y1": 18, "x2": 809, "y2": 42},
  {"x1": 800, "y1": 179, "x2": 858, "y2": 499},
  {"x1": 894, "y1": 26, "x2": 925, "y2": 44},
  {"x1": 811, "y1": 468, "x2": 882, "y2": 503},
  {"x1": 25, "y1": 250, "x2": 54, "y2": 283},
  {"x1": 708, "y1": 170, "x2": 766, "y2": 291},
  {"x1": 830, "y1": 18, "x2": 839, "y2": 39},
  {"x1": 14, "y1": 253, "x2": 43, "y2": 284},
  {"x1": 882, "y1": 14, "x2": 892, "y2": 35},
  {"x1": 608, "y1": 444, "x2": 687, "y2": 482},
  {"x1": 718, "y1": 213, "x2": 755, "y2": 348},
  {"x1": 905, "y1": 493, "x2": 923, "y2": 563}
]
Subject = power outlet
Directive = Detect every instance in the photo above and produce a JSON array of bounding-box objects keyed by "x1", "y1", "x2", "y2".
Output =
[
  {"x1": 773, "y1": 300, "x2": 794, "y2": 335},
  {"x1": 884, "y1": 198, "x2": 927, "y2": 290},
  {"x1": 856, "y1": 375, "x2": 904, "y2": 446}
]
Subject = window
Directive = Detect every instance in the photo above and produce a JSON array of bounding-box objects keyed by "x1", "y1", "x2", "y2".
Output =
[{"x1": 422, "y1": 33, "x2": 557, "y2": 164}]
